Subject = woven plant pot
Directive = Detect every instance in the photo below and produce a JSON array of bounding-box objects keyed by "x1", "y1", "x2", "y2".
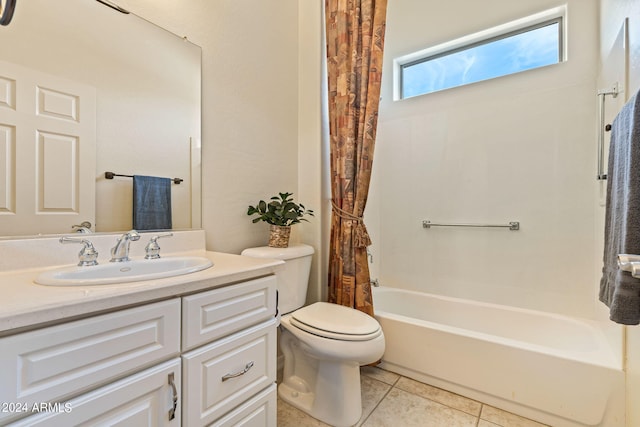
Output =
[{"x1": 269, "y1": 225, "x2": 291, "y2": 248}]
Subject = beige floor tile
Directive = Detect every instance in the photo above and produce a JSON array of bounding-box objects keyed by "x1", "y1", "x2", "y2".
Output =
[
  {"x1": 356, "y1": 375, "x2": 393, "y2": 426},
  {"x1": 362, "y1": 388, "x2": 478, "y2": 427},
  {"x1": 395, "y1": 376, "x2": 482, "y2": 417},
  {"x1": 277, "y1": 369, "x2": 552, "y2": 427},
  {"x1": 481, "y1": 405, "x2": 549, "y2": 427},
  {"x1": 276, "y1": 397, "x2": 331, "y2": 427},
  {"x1": 360, "y1": 366, "x2": 401, "y2": 385},
  {"x1": 276, "y1": 375, "x2": 390, "y2": 427}
]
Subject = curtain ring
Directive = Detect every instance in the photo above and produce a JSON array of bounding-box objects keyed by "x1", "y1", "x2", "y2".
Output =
[{"x1": 0, "y1": 0, "x2": 17, "y2": 26}]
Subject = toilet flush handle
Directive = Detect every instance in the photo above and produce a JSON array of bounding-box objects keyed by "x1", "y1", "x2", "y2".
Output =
[{"x1": 221, "y1": 361, "x2": 254, "y2": 382}]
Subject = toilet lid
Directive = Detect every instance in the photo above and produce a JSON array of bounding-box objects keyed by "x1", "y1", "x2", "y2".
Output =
[{"x1": 290, "y1": 302, "x2": 382, "y2": 341}]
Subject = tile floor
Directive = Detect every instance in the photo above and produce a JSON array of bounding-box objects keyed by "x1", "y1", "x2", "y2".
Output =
[{"x1": 277, "y1": 366, "x2": 550, "y2": 427}]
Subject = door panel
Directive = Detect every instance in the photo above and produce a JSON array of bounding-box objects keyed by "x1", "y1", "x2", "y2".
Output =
[{"x1": 0, "y1": 60, "x2": 95, "y2": 235}]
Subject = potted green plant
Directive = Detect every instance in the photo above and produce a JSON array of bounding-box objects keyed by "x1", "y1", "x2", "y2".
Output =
[{"x1": 247, "y1": 192, "x2": 314, "y2": 247}]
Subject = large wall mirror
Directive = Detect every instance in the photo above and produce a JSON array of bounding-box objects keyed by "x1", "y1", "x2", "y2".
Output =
[{"x1": 0, "y1": 0, "x2": 201, "y2": 237}]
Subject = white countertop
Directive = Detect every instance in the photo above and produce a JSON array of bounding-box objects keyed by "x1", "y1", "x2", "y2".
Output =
[{"x1": 0, "y1": 251, "x2": 283, "y2": 335}]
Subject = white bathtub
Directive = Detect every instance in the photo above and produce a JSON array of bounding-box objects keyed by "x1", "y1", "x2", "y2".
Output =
[{"x1": 372, "y1": 287, "x2": 624, "y2": 427}]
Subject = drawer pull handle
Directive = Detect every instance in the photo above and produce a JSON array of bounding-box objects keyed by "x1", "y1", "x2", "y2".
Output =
[
  {"x1": 221, "y1": 361, "x2": 254, "y2": 382},
  {"x1": 168, "y1": 372, "x2": 178, "y2": 420}
]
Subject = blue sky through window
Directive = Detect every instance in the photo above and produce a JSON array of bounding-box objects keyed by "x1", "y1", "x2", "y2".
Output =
[{"x1": 401, "y1": 22, "x2": 561, "y2": 99}]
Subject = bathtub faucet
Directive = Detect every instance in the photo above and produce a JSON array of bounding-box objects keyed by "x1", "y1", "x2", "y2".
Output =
[{"x1": 370, "y1": 279, "x2": 380, "y2": 287}]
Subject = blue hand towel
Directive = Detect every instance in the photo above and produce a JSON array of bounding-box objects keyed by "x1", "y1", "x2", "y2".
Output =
[
  {"x1": 133, "y1": 175, "x2": 172, "y2": 231},
  {"x1": 600, "y1": 90, "x2": 640, "y2": 325}
]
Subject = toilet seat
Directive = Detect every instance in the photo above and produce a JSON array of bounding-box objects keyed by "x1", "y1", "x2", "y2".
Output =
[{"x1": 290, "y1": 302, "x2": 382, "y2": 341}]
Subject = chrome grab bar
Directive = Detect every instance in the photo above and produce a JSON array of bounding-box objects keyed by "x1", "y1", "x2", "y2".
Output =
[
  {"x1": 422, "y1": 220, "x2": 520, "y2": 231},
  {"x1": 597, "y1": 84, "x2": 620, "y2": 180}
]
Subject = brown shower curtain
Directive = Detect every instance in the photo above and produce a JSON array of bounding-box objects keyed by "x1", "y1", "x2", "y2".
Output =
[{"x1": 326, "y1": 0, "x2": 388, "y2": 316}]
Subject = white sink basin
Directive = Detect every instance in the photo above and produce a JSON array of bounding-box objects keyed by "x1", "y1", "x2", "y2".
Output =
[{"x1": 35, "y1": 256, "x2": 213, "y2": 286}]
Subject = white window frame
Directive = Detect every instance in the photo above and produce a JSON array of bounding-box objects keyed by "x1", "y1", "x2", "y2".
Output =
[{"x1": 393, "y1": 5, "x2": 568, "y2": 101}]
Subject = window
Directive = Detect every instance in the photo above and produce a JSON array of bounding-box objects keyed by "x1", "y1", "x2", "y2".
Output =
[{"x1": 395, "y1": 8, "x2": 566, "y2": 100}]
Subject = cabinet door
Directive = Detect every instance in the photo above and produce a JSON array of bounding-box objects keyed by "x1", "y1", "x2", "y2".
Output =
[
  {"x1": 8, "y1": 358, "x2": 181, "y2": 427},
  {"x1": 182, "y1": 319, "x2": 277, "y2": 427}
]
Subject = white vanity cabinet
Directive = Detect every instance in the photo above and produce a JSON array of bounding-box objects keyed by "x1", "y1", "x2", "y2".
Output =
[
  {"x1": 181, "y1": 275, "x2": 278, "y2": 427},
  {"x1": 0, "y1": 273, "x2": 278, "y2": 427}
]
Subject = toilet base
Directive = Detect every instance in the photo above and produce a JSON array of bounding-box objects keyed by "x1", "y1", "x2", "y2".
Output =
[{"x1": 278, "y1": 360, "x2": 363, "y2": 427}]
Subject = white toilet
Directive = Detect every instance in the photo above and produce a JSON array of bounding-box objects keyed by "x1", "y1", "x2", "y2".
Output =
[{"x1": 241, "y1": 244, "x2": 385, "y2": 427}]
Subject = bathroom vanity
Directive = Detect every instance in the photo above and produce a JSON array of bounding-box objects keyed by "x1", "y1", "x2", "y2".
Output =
[{"x1": 0, "y1": 231, "x2": 281, "y2": 426}]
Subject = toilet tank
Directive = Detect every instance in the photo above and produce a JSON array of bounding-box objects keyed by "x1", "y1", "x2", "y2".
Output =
[{"x1": 241, "y1": 244, "x2": 314, "y2": 314}]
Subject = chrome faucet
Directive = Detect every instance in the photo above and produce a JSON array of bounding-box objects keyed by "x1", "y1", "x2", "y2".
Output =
[{"x1": 110, "y1": 230, "x2": 141, "y2": 262}]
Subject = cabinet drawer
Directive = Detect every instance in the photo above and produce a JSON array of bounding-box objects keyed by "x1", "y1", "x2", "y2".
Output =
[
  {"x1": 182, "y1": 318, "x2": 277, "y2": 427},
  {"x1": 210, "y1": 383, "x2": 276, "y2": 427},
  {"x1": 182, "y1": 275, "x2": 276, "y2": 351},
  {"x1": 0, "y1": 299, "x2": 180, "y2": 424},
  {"x1": 8, "y1": 358, "x2": 181, "y2": 427}
]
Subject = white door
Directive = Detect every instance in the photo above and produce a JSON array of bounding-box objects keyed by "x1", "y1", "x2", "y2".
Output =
[{"x1": 0, "y1": 60, "x2": 96, "y2": 236}]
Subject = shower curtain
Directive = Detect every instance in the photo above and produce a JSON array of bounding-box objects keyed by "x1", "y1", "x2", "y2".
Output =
[{"x1": 325, "y1": 0, "x2": 388, "y2": 316}]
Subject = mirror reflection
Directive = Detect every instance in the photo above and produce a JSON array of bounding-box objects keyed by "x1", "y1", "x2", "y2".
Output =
[{"x1": 0, "y1": 0, "x2": 201, "y2": 237}]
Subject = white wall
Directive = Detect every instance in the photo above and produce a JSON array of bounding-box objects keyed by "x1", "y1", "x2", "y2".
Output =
[
  {"x1": 119, "y1": 0, "x2": 302, "y2": 255},
  {"x1": 599, "y1": 2, "x2": 640, "y2": 426},
  {"x1": 297, "y1": 0, "x2": 327, "y2": 304},
  {"x1": 368, "y1": 0, "x2": 600, "y2": 318}
]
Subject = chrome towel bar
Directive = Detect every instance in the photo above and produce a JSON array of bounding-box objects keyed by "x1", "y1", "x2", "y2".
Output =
[{"x1": 422, "y1": 220, "x2": 520, "y2": 231}]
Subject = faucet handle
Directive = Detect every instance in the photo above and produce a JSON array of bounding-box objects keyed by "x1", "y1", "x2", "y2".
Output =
[
  {"x1": 60, "y1": 237, "x2": 99, "y2": 266},
  {"x1": 144, "y1": 233, "x2": 173, "y2": 259}
]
